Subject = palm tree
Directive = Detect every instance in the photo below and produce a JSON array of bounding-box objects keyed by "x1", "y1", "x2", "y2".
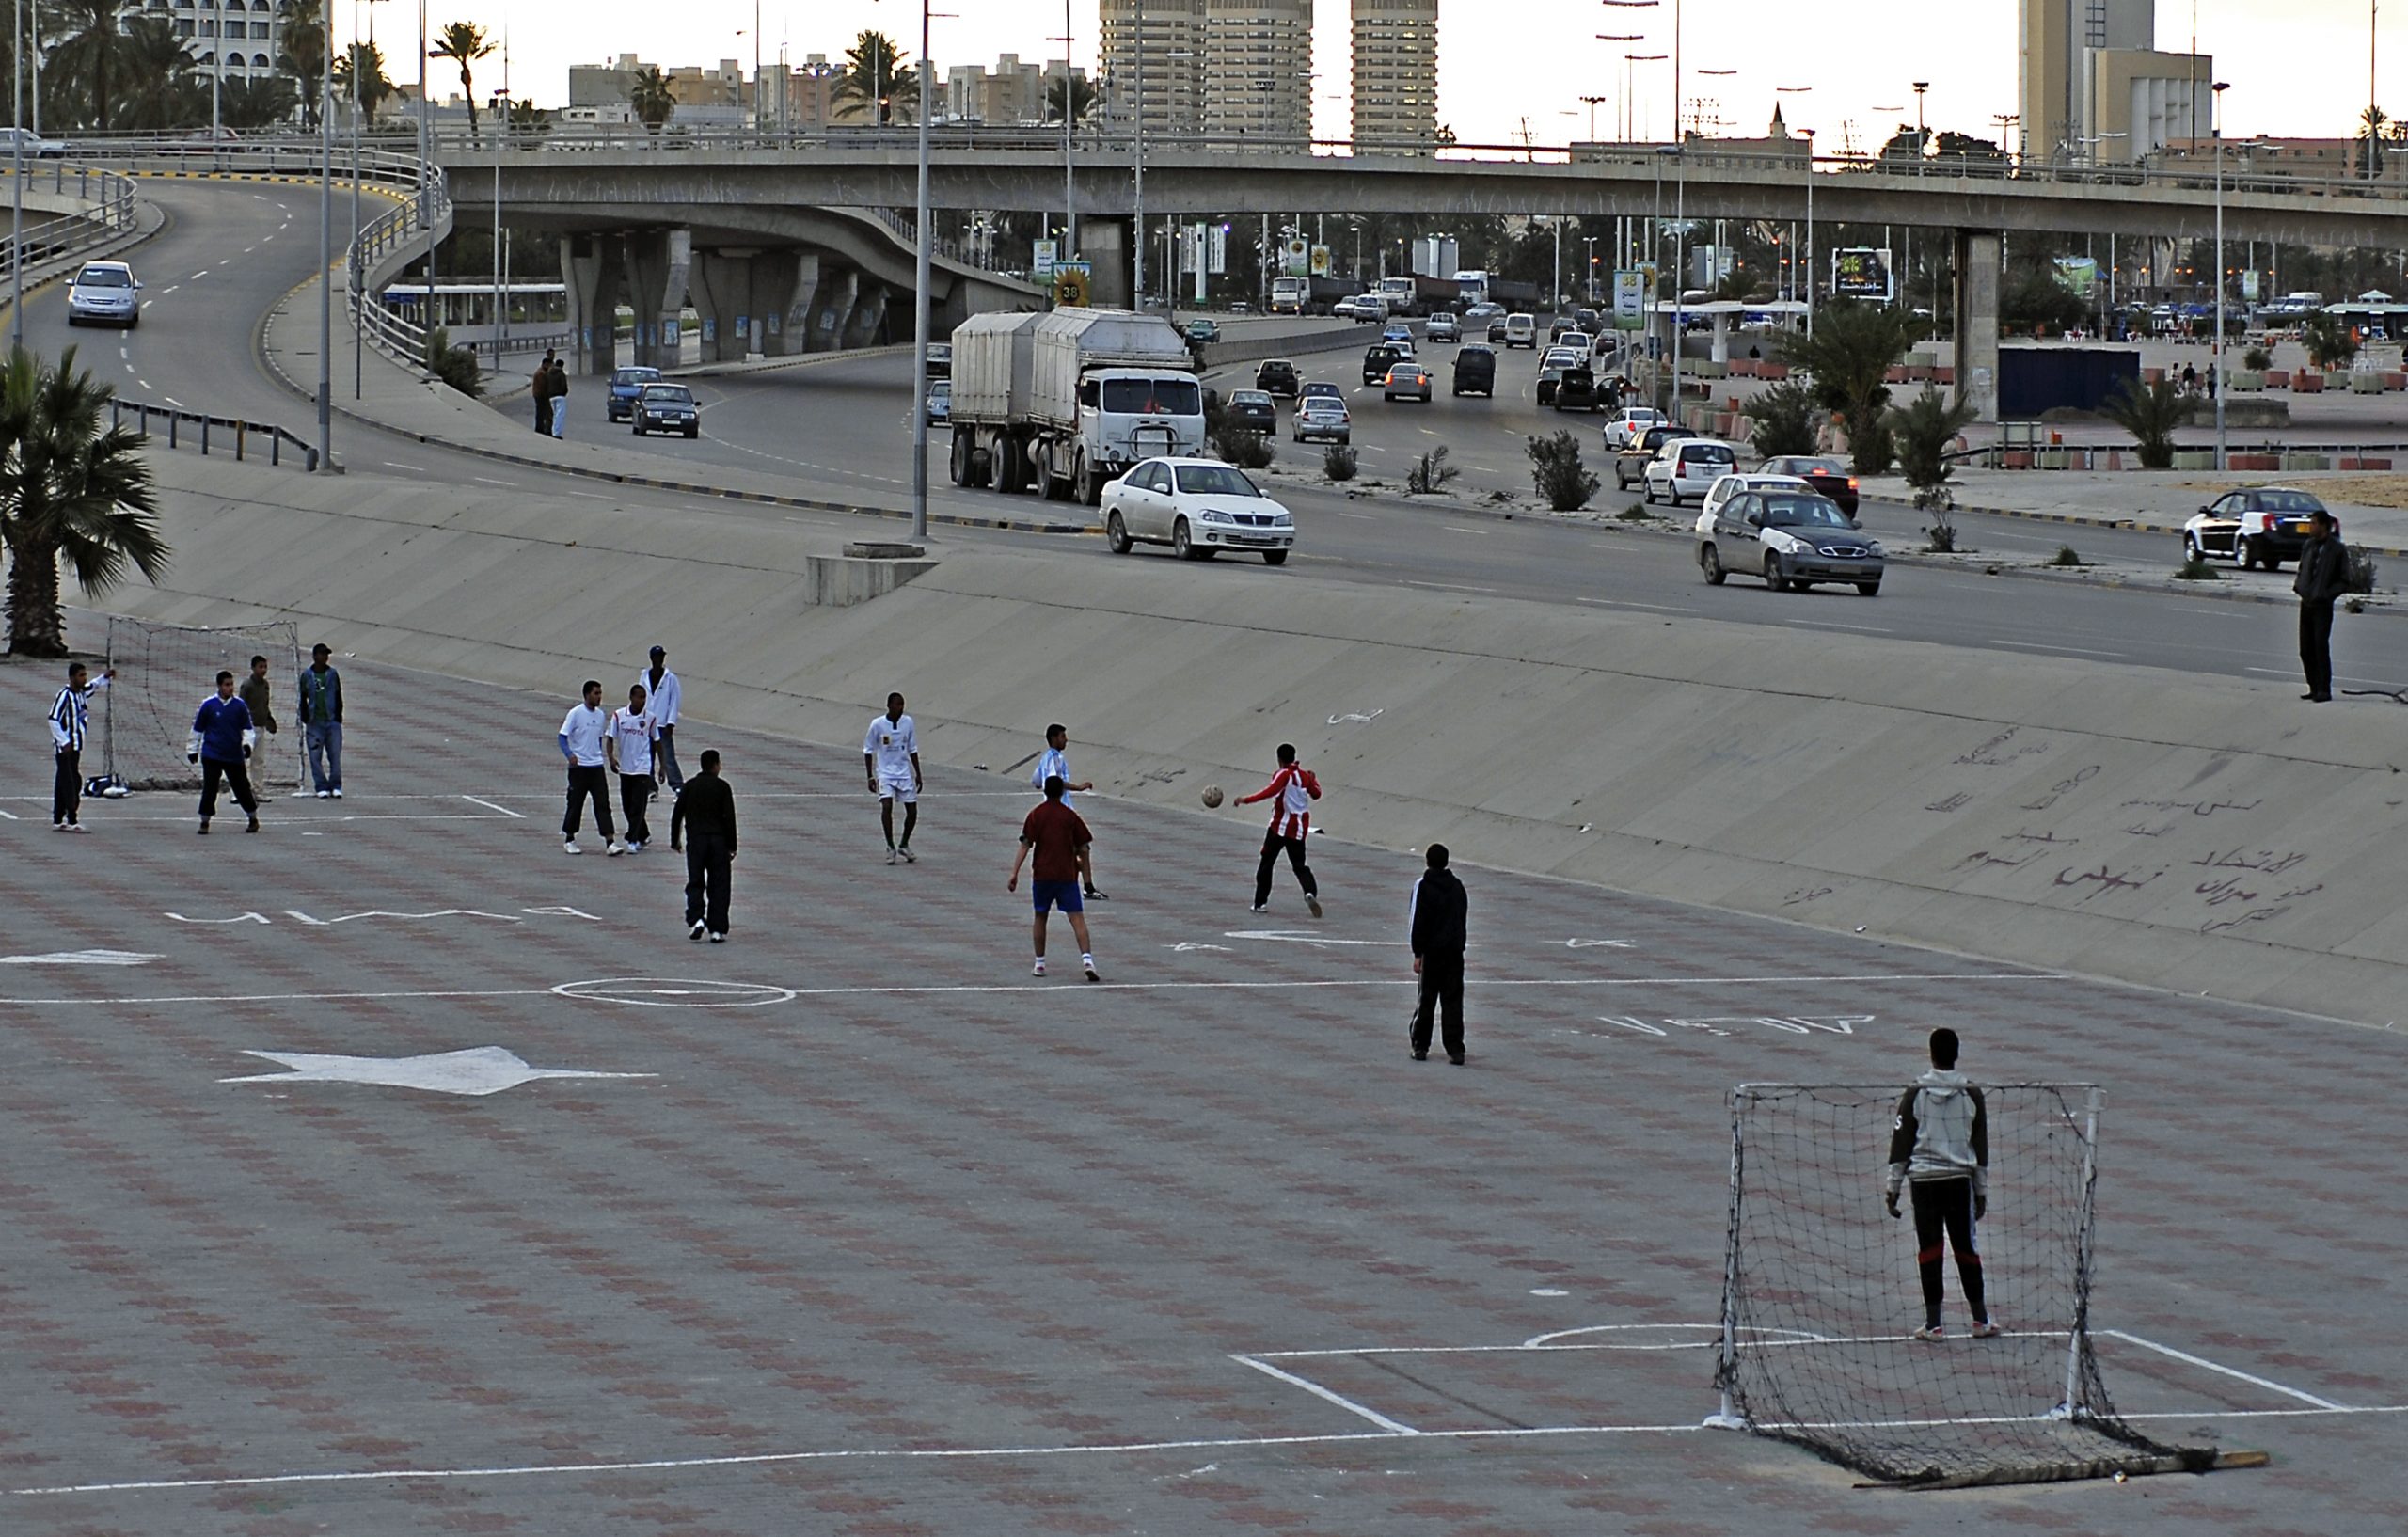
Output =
[
  {"x1": 1779, "y1": 297, "x2": 1921, "y2": 475},
  {"x1": 429, "y1": 21, "x2": 495, "y2": 140},
  {"x1": 505, "y1": 98, "x2": 551, "y2": 139},
  {"x1": 2361, "y1": 105, "x2": 2389, "y2": 180},
  {"x1": 832, "y1": 30, "x2": 914, "y2": 126},
  {"x1": 332, "y1": 40, "x2": 393, "y2": 127},
  {"x1": 627, "y1": 65, "x2": 675, "y2": 134},
  {"x1": 1043, "y1": 73, "x2": 1095, "y2": 127},
  {"x1": 116, "y1": 16, "x2": 202, "y2": 134},
  {"x1": 0, "y1": 346, "x2": 168, "y2": 658},
  {"x1": 220, "y1": 74, "x2": 300, "y2": 131},
  {"x1": 47, "y1": 0, "x2": 139, "y2": 133},
  {"x1": 277, "y1": 0, "x2": 326, "y2": 129}
]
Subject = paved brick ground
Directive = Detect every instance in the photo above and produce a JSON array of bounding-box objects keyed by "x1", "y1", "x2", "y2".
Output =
[{"x1": 1, "y1": 627, "x2": 2401, "y2": 1535}]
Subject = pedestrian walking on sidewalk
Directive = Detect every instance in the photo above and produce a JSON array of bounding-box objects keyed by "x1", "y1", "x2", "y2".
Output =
[
  {"x1": 48, "y1": 660, "x2": 111, "y2": 831},
  {"x1": 534, "y1": 349, "x2": 559, "y2": 434},
  {"x1": 863, "y1": 692, "x2": 922, "y2": 864},
  {"x1": 1407, "y1": 844, "x2": 1468, "y2": 1064},
  {"x1": 2295, "y1": 511, "x2": 2353, "y2": 704},
  {"x1": 189, "y1": 670, "x2": 260, "y2": 835},
  {"x1": 547, "y1": 360, "x2": 571, "y2": 439},
  {"x1": 1032, "y1": 723, "x2": 1107, "y2": 899},
  {"x1": 672, "y1": 749, "x2": 737, "y2": 943},
  {"x1": 641, "y1": 644, "x2": 686, "y2": 795},
  {"x1": 1007, "y1": 775, "x2": 1099, "y2": 981},
  {"x1": 297, "y1": 643, "x2": 344, "y2": 798},
  {"x1": 606, "y1": 683, "x2": 658, "y2": 850},
  {"x1": 1238, "y1": 743, "x2": 1322, "y2": 916},
  {"x1": 559, "y1": 680, "x2": 623, "y2": 856}
]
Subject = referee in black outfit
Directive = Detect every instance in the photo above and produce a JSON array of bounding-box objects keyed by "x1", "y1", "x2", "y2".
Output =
[
  {"x1": 670, "y1": 749, "x2": 737, "y2": 943},
  {"x1": 2294, "y1": 510, "x2": 2353, "y2": 703},
  {"x1": 1408, "y1": 844, "x2": 1469, "y2": 1064}
]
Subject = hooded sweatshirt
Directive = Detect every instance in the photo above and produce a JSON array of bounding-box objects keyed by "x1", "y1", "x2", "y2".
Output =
[{"x1": 1885, "y1": 1069, "x2": 1988, "y2": 1200}]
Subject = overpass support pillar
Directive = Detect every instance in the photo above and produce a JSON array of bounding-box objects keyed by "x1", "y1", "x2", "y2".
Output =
[
  {"x1": 753, "y1": 249, "x2": 810, "y2": 357},
  {"x1": 689, "y1": 249, "x2": 757, "y2": 363},
  {"x1": 626, "y1": 228, "x2": 693, "y2": 370},
  {"x1": 814, "y1": 268, "x2": 858, "y2": 352},
  {"x1": 1953, "y1": 230, "x2": 2003, "y2": 424},
  {"x1": 1082, "y1": 218, "x2": 1131, "y2": 309},
  {"x1": 562, "y1": 233, "x2": 623, "y2": 375},
  {"x1": 844, "y1": 283, "x2": 890, "y2": 349}
]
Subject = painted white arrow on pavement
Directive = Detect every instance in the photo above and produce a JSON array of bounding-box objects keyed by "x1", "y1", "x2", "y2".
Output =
[
  {"x1": 0, "y1": 949, "x2": 163, "y2": 966},
  {"x1": 222, "y1": 1046, "x2": 657, "y2": 1098},
  {"x1": 1223, "y1": 929, "x2": 1408, "y2": 947}
]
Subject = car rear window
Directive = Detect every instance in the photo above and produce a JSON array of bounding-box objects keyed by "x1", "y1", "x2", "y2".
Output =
[
  {"x1": 1683, "y1": 444, "x2": 1736, "y2": 465},
  {"x1": 2258, "y1": 490, "x2": 2324, "y2": 512}
]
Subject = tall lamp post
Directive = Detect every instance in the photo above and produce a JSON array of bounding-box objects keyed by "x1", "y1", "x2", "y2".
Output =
[
  {"x1": 1598, "y1": 0, "x2": 1658, "y2": 136},
  {"x1": 317, "y1": 1, "x2": 333, "y2": 466},
  {"x1": 1594, "y1": 34, "x2": 1641, "y2": 140},
  {"x1": 1624, "y1": 52, "x2": 1665, "y2": 142},
  {"x1": 1912, "y1": 80, "x2": 1928, "y2": 171},
  {"x1": 1054, "y1": 0, "x2": 1076, "y2": 257},
  {"x1": 1801, "y1": 126, "x2": 1815, "y2": 337},
  {"x1": 2212, "y1": 79, "x2": 2229, "y2": 472},
  {"x1": 10, "y1": 0, "x2": 23, "y2": 351},
  {"x1": 910, "y1": 0, "x2": 932, "y2": 540}
]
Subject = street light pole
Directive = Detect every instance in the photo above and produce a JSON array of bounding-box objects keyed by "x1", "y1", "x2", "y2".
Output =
[
  {"x1": 1912, "y1": 80, "x2": 1928, "y2": 171},
  {"x1": 1803, "y1": 126, "x2": 1815, "y2": 338},
  {"x1": 2213, "y1": 80, "x2": 2229, "y2": 472},
  {"x1": 911, "y1": 0, "x2": 932, "y2": 540},
  {"x1": 317, "y1": 6, "x2": 333, "y2": 467},
  {"x1": 1060, "y1": 0, "x2": 1076, "y2": 256},
  {"x1": 10, "y1": 0, "x2": 22, "y2": 354}
]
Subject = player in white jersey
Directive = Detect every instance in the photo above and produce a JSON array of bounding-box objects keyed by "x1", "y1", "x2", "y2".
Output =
[
  {"x1": 605, "y1": 682, "x2": 659, "y2": 850},
  {"x1": 1031, "y1": 723, "x2": 1106, "y2": 899},
  {"x1": 863, "y1": 691, "x2": 923, "y2": 864}
]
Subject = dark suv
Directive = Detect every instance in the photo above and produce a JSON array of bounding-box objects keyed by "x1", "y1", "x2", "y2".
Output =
[
  {"x1": 1450, "y1": 343, "x2": 1496, "y2": 397},
  {"x1": 1255, "y1": 357, "x2": 1300, "y2": 397},
  {"x1": 1362, "y1": 342, "x2": 1408, "y2": 385}
]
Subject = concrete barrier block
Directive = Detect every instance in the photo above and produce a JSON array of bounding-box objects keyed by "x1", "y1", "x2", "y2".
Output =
[
  {"x1": 2338, "y1": 456, "x2": 2393, "y2": 470},
  {"x1": 2228, "y1": 372, "x2": 2264, "y2": 392},
  {"x1": 2282, "y1": 452, "x2": 2329, "y2": 472},
  {"x1": 2001, "y1": 450, "x2": 2032, "y2": 468},
  {"x1": 2386, "y1": 372, "x2": 2408, "y2": 390},
  {"x1": 2350, "y1": 372, "x2": 2385, "y2": 394},
  {"x1": 2173, "y1": 450, "x2": 2216, "y2": 469},
  {"x1": 2295, "y1": 372, "x2": 2324, "y2": 392},
  {"x1": 2265, "y1": 370, "x2": 2289, "y2": 388}
]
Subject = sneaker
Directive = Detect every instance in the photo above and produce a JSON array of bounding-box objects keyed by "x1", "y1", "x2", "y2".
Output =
[
  {"x1": 606, "y1": 840, "x2": 626, "y2": 856},
  {"x1": 1031, "y1": 959, "x2": 1046, "y2": 976},
  {"x1": 1912, "y1": 1325, "x2": 1945, "y2": 1342},
  {"x1": 66, "y1": 823, "x2": 88, "y2": 833},
  {"x1": 197, "y1": 821, "x2": 210, "y2": 834},
  {"x1": 626, "y1": 840, "x2": 643, "y2": 854},
  {"x1": 898, "y1": 844, "x2": 916, "y2": 864},
  {"x1": 563, "y1": 839, "x2": 582, "y2": 855},
  {"x1": 1083, "y1": 956, "x2": 1100, "y2": 982},
  {"x1": 689, "y1": 920, "x2": 705, "y2": 942},
  {"x1": 316, "y1": 789, "x2": 332, "y2": 800},
  {"x1": 707, "y1": 932, "x2": 724, "y2": 943},
  {"x1": 1411, "y1": 1050, "x2": 1428, "y2": 1061},
  {"x1": 330, "y1": 788, "x2": 343, "y2": 799},
  {"x1": 1448, "y1": 1053, "x2": 1465, "y2": 1065},
  {"x1": 1249, "y1": 903, "x2": 1267, "y2": 913},
  {"x1": 886, "y1": 847, "x2": 898, "y2": 865},
  {"x1": 246, "y1": 815, "x2": 260, "y2": 833},
  {"x1": 51, "y1": 821, "x2": 67, "y2": 832},
  {"x1": 1306, "y1": 895, "x2": 1323, "y2": 918},
  {"x1": 1971, "y1": 1321, "x2": 2003, "y2": 1339}
]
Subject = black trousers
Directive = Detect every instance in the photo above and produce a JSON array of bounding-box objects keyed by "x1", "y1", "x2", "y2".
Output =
[
  {"x1": 563, "y1": 764, "x2": 615, "y2": 840},
  {"x1": 198, "y1": 758, "x2": 256, "y2": 821},
  {"x1": 685, "y1": 833, "x2": 733, "y2": 934},
  {"x1": 1254, "y1": 830, "x2": 1318, "y2": 906},
  {"x1": 1410, "y1": 951, "x2": 1465, "y2": 1057},
  {"x1": 535, "y1": 395, "x2": 553, "y2": 434},
  {"x1": 2301, "y1": 599, "x2": 2337, "y2": 699},
  {"x1": 1909, "y1": 1178, "x2": 1988, "y2": 1329},
  {"x1": 53, "y1": 746, "x2": 79, "y2": 824},
  {"x1": 617, "y1": 772, "x2": 654, "y2": 846}
]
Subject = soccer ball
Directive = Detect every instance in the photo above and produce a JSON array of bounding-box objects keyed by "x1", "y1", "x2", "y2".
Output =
[{"x1": 1199, "y1": 785, "x2": 1224, "y2": 808}]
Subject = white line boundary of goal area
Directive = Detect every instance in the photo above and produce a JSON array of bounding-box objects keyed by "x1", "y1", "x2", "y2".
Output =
[{"x1": 0, "y1": 972, "x2": 2057, "y2": 1010}]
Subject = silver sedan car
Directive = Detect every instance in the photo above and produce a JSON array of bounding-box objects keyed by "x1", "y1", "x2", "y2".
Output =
[{"x1": 1697, "y1": 487, "x2": 1885, "y2": 595}]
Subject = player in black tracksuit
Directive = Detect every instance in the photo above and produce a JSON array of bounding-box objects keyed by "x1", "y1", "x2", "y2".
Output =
[
  {"x1": 1407, "y1": 844, "x2": 1468, "y2": 1064},
  {"x1": 1885, "y1": 1027, "x2": 1997, "y2": 1340}
]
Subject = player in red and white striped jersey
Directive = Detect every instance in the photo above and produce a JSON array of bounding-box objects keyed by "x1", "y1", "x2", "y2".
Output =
[{"x1": 1239, "y1": 743, "x2": 1323, "y2": 916}]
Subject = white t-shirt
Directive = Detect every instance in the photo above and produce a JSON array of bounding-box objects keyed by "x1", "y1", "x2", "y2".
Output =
[
  {"x1": 610, "y1": 707, "x2": 657, "y2": 776},
  {"x1": 639, "y1": 666, "x2": 681, "y2": 725},
  {"x1": 560, "y1": 704, "x2": 610, "y2": 767},
  {"x1": 1032, "y1": 745, "x2": 1072, "y2": 807},
  {"x1": 863, "y1": 712, "x2": 918, "y2": 780}
]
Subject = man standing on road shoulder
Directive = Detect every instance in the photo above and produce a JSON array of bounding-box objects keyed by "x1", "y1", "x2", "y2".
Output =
[
  {"x1": 534, "y1": 349, "x2": 559, "y2": 434},
  {"x1": 1886, "y1": 1027, "x2": 1999, "y2": 1342},
  {"x1": 671, "y1": 748, "x2": 737, "y2": 943},
  {"x1": 548, "y1": 359, "x2": 571, "y2": 439},
  {"x1": 297, "y1": 643, "x2": 343, "y2": 799},
  {"x1": 864, "y1": 691, "x2": 922, "y2": 864},
  {"x1": 642, "y1": 645, "x2": 685, "y2": 795},
  {"x1": 48, "y1": 659, "x2": 112, "y2": 831},
  {"x1": 1407, "y1": 844, "x2": 1468, "y2": 1064},
  {"x1": 238, "y1": 655, "x2": 277, "y2": 800},
  {"x1": 188, "y1": 670, "x2": 260, "y2": 835},
  {"x1": 559, "y1": 679, "x2": 623, "y2": 856},
  {"x1": 1238, "y1": 742, "x2": 1322, "y2": 916},
  {"x1": 605, "y1": 682, "x2": 658, "y2": 851},
  {"x1": 1032, "y1": 723, "x2": 1107, "y2": 899},
  {"x1": 2295, "y1": 511, "x2": 2353, "y2": 704},
  {"x1": 1007, "y1": 775, "x2": 1099, "y2": 981}
]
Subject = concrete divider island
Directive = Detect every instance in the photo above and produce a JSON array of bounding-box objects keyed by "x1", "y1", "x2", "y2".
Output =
[{"x1": 116, "y1": 455, "x2": 2408, "y2": 1027}]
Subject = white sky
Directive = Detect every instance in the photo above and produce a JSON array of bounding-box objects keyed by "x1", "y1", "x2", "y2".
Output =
[{"x1": 398, "y1": 1, "x2": 2390, "y2": 151}]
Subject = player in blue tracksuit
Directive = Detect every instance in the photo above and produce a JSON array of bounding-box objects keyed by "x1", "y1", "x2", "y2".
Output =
[{"x1": 189, "y1": 670, "x2": 260, "y2": 834}]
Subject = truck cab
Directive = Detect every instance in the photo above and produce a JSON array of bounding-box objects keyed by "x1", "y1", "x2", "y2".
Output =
[{"x1": 1076, "y1": 370, "x2": 1204, "y2": 497}]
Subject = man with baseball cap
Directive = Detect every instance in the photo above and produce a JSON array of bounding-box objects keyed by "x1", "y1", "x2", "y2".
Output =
[{"x1": 640, "y1": 645, "x2": 685, "y2": 794}]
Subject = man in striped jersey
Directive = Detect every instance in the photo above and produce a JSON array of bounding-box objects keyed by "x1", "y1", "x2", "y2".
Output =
[
  {"x1": 48, "y1": 660, "x2": 113, "y2": 832},
  {"x1": 1238, "y1": 743, "x2": 1323, "y2": 916}
]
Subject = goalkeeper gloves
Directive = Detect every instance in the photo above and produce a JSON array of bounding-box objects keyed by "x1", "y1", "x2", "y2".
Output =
[
  {"x1": 241, "y1": 728, "x2": 257, "y2": 758},
  {"x1": 185, "y1": 735, "x2": 200, "y2": 765}
]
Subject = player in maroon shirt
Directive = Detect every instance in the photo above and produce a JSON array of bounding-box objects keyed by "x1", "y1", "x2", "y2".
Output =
[{"x1": 1007, "y1": 775, "x2": 1100, "y2": 981}]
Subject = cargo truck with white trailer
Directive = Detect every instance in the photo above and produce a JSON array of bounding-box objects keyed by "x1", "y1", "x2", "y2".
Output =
[{"x1": 947, "y1": 307, "x2": 1207, "y2": 505}]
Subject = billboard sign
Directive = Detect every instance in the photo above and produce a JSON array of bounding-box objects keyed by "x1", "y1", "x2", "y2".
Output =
[
  {"x1": 2052, "y1": 256, "x2": 2099, "y2": 298},
  {"x1": 1612, "y1": 268, "x2": 1650, "y2": 329},
  {"x1": 1283, "y1": 238, "x2": 1310, "y2": 277},
  {"x1": 1033, "y1": 239, "x2": 1058, "y2": 279},
  {"x1": 1309, "y1": 244, "x2": 1332, "y2": 277},
  {"x1": 1830, "y1": 247, "x2": 1895, "y2": 302},
  {"x1": 1053, "y1": 261, "x2": 1091, "y2": 308}
]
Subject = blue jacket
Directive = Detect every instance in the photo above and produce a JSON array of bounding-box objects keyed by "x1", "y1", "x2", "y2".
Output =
[
  {"x1": 297, "y1": 664, "x2": 342, "y2": 724},
  {"x1": 192, "y1": 694, "x2": 253, "y2": 763}
]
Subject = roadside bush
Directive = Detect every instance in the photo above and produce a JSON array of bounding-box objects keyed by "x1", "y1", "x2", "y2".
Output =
[
  {"x1": 2101, "y1": 376, "x2": 2181, "y2": 470},
  {"x1": 2242, "y1": 344, "x2": 2273, "y2": 372},
  {"x1": 1526, "y1": 430, "x2": 1599, "y2": 512},
  {"x1": 1405, "y1": 444, "x2": 1458, "y2": 494},
  {"x1": 1323, "y1": 444, "x2": 1358, "y2": 481},
  {"x1": 425, "y1": 325, "x2": 483, "y2": 398},
  {"x1": 1742, "y1": 379, "x2": 1818, "y2": 458},
  {"x1": 2303, "y1": 311, "x2": 2358, "y2": 372},
  {"x1": 1616, "y1": 502, "x2": 1655, "y2": 521},
  {"x1": 2174, "y1": 552, "x2": 2222, "y2": 580},
  {"x1": 1218, "y1": 429, "x2": 1275, "y2": 470},
  {"x1": 2347, "y1": 543, "x2": 2380, "y2": 595},
  {"x1": 2049, "y1": 545, "x2": 2085, "y2": 566}
]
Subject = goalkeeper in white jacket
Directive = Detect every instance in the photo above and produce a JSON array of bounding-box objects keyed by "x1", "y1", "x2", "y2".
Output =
[
  {"x1": 1885, "y1": 1027, "x2": 1997, "y2": 1341},
  {"x1": 189, "y1": 670, "x2": 261, "y2": 834}
]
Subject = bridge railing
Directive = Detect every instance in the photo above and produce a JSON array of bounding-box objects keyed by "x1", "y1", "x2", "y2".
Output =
[
  {"x1": 0, "y1": 164, "x2": 142, "y2": 292},
  {"x1": 112, "y1": 395, "x2": 319, "y2": 470}
]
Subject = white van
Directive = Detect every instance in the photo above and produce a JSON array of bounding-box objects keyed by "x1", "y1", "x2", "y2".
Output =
[{"x1": 1502, "y1": 312, "x2": 1538, "y2": 349}]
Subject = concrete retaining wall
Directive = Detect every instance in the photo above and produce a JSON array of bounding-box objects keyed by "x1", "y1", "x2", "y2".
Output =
[{"x1": 102, "y1": 455, "x2": 2408, "y2": 1027}]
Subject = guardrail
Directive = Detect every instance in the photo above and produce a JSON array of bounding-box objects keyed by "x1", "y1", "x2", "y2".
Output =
[
  {"x1": 112, "y1": 397, "x2": 319, "y2": 470},
  {"x1": 1, "y1": 164, "x2": 141, "y2": 292}
]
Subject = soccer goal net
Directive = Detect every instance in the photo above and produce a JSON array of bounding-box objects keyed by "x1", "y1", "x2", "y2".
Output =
[
  {"x1": 1712, "y1": 1083, "x2": 2213, "y2": 1488},
  {"x1": 100, "y1": 617, "x2": 305, "y2": 793}
]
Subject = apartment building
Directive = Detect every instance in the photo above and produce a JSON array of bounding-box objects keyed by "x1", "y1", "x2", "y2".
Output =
[
  {"x1": 121, "y1": 0, "x2": 284, "y2": 86},
  {"x1": 1202, "y1": 0, "x2": 1314, "y2": 150},
  {"x1": 2020, "y1": 0, "x2": 2210, "y2": 162},
  {"x1": 943, "y1": 54, "x2": 1085, "y2": 127},
  {"x1": 1098, "y1": 0, "x2": 1208, "y2": 141},
  {"x1": 1351, "y1": 0, "x2": 1437, "y2": 152}
]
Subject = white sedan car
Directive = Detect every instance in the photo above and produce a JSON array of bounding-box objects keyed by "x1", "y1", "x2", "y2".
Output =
[
  {"x1": 67, "y1": 261, "x2": 141, "y2": 327},
  {"x1": 1698, "y1": 471, "x2": 1813, "y2": 525},
  {"x1": 1603, "y1": 406, "x2": 1668, "y2": 449},
  {"x1": 1102, "y1": 456, "x2": 1296, "y2": 563}
]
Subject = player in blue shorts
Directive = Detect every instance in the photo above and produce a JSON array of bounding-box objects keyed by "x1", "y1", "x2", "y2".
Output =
[{"x1": 1006, "y1": 775, "x2": 1099, "y2": 981}]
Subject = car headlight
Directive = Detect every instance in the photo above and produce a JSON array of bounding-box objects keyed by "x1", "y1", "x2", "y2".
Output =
[
  {"x1": 1272, "y1": 513, "x2": 1294, "y2": 527},
  {"x1": 1863, "y1": 540, "x2": 1885, "y2": 557},
  {"x1": 1199, "y1": 509, "x2": 1233, "y2": 523},
  {"x1": 1766, "y1": 531, "x2": 1807, "y2": 553}
]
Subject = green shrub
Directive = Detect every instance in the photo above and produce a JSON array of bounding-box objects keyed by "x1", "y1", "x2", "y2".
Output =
[
  {"x1": 2049, "y1": 545, "x2": 2084, "y2": 566},
  {"x1": 2242, "y1": 344, "x2": 2272, "y2": 372},
  {"x1": 1323, "y1": 444, "x2": 1358, "y2": 481},
  {"x1": 1218, "y1": 429, "x2": 1275, "y2": 470},
  {"x1": 2175, "y1": 552, "x2": 2222, "y2": 580},
  {"x1": 1526, "y1": 430, "x2": 1599, "y2": 511},
  {"x1": 1742, "y1": 379, "x2": 1817, "y2": 457},
  {"x1": 2101, "y1": 376, "x2": 2181, "y2": 470},
  {"x1": 1405, "y1": 444, "x2": 1457, "y2": 494},
  {"x1": 1887, "y1": 388, "x2": 1976, "y2": 494},
  {"x1": 425, "y1": 326, "x2": 483, "y2": 398}
]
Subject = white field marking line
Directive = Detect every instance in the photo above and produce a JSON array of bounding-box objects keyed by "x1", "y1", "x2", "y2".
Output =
[
  {"x1": 1230, "y1": 1355, "x2": 1419, "y2": 1434},
  {"x1": 563, "y1": 489, "x2": 611, "y2": 500},
  {"x1": 1793, "y1": 620, "x2": 1893, "y2": 635},
  {"x1": 0, "y1": 808, "x2": 14, "y2": 820},
  {"x1": 381, "y1": 461, "x2": 428, "y2": 472},
  {"x1": 1337, "y1": 510, "x2": 1374, "y2": 519},
  {"x1": 36, "y1": 813, "x2": 514, "y2": 825},
  {"x1": 0, "y1": 971, "x2": 2055, "y2": 1011},
  {"x1": 1992, "y1": 640, "x2": 2129, "y2": 658},
  {"x1": 461, "y1": 795, "x2": 524, "y2": 818},
  {"x1": 2100, "y1": 1328, "x2": 2347, "y2": 1410},
  {"x1": 470, "y1": 476, "x2": 518, "y2": 487},
  {"x1": 1576, "y1": 596, "x2": 1697, "y2": 614},
  {"x1": 2247, "y1": 667, "x2": 2408, "y2": 689},
  {"x1": 160, "y1": 284, "x2": 178, "y2": 295},
  {"x1": 1404, "y1": 579, "x2": 1497, "y2": 594},
  {"x1": 162, "y1": 397, "x2": 182, "y2": 409},
  {"x1": 1444, "y1": 525, "x2": 1485, "y2": 534},
  {"x1": 23, "y1": 1403, "x2": 2406, "y2": 1499}
]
